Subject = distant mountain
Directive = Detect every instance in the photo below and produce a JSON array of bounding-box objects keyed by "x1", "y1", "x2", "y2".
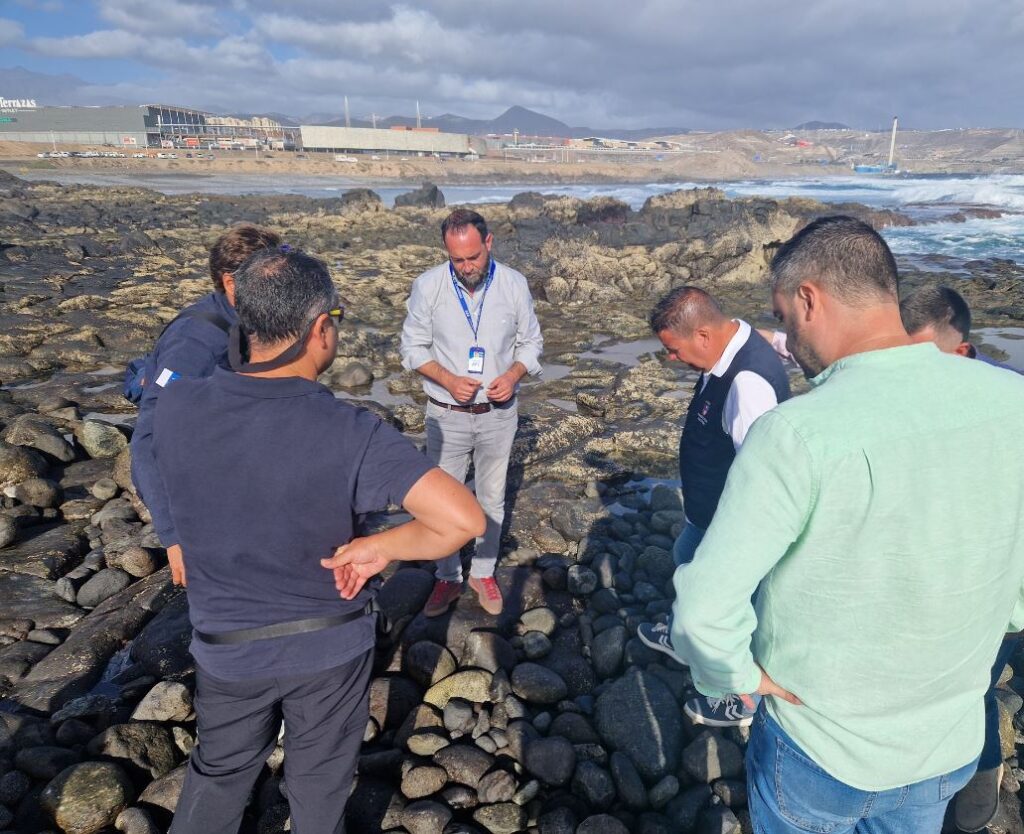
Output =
[
  {"x1": 0, "y1": 65, "x2": 132, "y2": 107},
  {"x1": 229, "y1": 111, "x2": 300, "y2": 126},
  {"x1": 794, "y1": 120, "x2": 851, "y2": 130},
  {"x1": 301, "y1": 105, "x2": 688, "y2": 140}
]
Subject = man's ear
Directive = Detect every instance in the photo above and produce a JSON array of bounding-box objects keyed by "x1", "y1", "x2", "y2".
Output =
[
  {"x1": 955, "y1": 341, "x2": 974, "y2": 358},
  {"x1": 795, "y1": 282, "x2": 817, "y2": 321},
  {"x1": 221, "y1": 272, "x2": 236, "y2": 306}
]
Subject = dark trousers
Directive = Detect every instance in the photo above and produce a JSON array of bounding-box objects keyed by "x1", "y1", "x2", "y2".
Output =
[{"x1": 169, "y1": 648, "x2": 372, "y2": 834}]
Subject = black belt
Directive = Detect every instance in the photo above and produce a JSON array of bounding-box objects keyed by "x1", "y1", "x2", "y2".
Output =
[
  {"x1": 195, "y1": 602, "x2": 373, "y2": 645},
  {"x1": 428, "y1": 395, "x2": 515, "y2": 415}
]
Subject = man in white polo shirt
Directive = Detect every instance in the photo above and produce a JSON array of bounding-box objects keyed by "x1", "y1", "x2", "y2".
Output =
[{"x1": 637, "y1": 286, "x2": 790, "y2": 727}]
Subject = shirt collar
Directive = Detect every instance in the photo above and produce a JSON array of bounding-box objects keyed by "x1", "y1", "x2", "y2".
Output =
[
  {"x1": 211, "y1": 366, "x2": 327, "y2": 398},
  {"x1": 809, "y1": 342, "x2": 940, "y2": 387},
  {"x1": 708, "y1": 320, "x2": 751, "y2": 378}
]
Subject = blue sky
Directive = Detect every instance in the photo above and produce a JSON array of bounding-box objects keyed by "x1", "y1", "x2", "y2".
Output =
[{"x1": 0, "y1": 0, "x2": 1020, "y2": 129}]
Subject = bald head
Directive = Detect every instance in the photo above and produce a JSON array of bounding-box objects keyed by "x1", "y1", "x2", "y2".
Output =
[{"x1": 649, "y1": 286, "x2": 727, "y2": 337}]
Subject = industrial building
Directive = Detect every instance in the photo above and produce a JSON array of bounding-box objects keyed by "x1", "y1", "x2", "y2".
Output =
[
  {"x1": 0, "y1": 103, "x2": 289, "y2": 148},
  {"x1": 299, "y1": 124, "x2": 476, "y2": 156}
]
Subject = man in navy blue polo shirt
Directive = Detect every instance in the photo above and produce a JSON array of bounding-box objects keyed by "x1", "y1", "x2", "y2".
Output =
[
  {"x1": 131, "y1": 224, "x2": 281, "y2": 587},
  {"x1": 154, "y1": 248, "x2": 485, "y2": 834}
]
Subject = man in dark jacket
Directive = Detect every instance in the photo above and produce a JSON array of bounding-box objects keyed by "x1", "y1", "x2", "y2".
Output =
[{"x1": 130, "y1": 224, "x2": 280, "y2": 585}]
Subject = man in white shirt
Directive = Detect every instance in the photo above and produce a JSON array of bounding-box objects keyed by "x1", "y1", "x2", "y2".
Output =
[{"x1": 637, "y1": 286, "x2": 791, "y2": 727}]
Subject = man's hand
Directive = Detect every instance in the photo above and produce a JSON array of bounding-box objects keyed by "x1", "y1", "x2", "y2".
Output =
[
  {"x1": 486, "y1": 370, "x2": 517, "y2": 403},
  {"x1": 447, "y1": 375, "x2": 482, "y2": 403},
  {"x1": 166, "y1": 544, "x2": 186, "y2": 587},
  {"x1": 321, "y1": 537, "x2": 391, "y2": 600},
  {"x1": 740, "y1": 666, "x2": 802, "y2": 710}
]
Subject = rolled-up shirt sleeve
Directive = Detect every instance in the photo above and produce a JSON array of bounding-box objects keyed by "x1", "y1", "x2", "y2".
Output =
[
  {"x1": 400, "y1": 276, "x2": 436, "y2": 372},
  {"x1": 512, "y1": 276, "x2": 544, "y2": 377}
]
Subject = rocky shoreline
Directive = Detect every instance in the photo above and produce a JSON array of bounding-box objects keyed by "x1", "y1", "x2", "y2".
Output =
[{"x1": 1, "y1": 170, "x2": 1023, "y2": 834}]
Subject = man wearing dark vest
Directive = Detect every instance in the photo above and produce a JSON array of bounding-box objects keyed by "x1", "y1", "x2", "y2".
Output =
[
  {"x1": 155, "y1": 248, "x2": 485, "y2": 833},
  {"x1": 637, "y1": 286, "x2": 791, "y2": 728}
]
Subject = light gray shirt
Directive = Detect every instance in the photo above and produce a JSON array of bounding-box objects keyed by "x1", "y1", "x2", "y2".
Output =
[{"x1": 400, "y1": 260, "x2": 544, "y2": 405}]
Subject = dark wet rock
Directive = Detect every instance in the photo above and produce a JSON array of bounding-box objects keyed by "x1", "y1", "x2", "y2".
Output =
[
  {"x1": 476, "y1": 769, "x2": 516, "y2": 803},
  {"x1": 578, "y1": 814, "x2": 630, "y2": 834},
  {"x1": 0, "y1": 638, "x2": 53, "y2": 681},
  {"x1": 522, "y1": 630, "x2": 552, "y2": 659},
  {"x1": 441, "y1": 783, "x2": 478, "y2": 810},
  {"x1": 0, "y1": 769, "x2": 31, "y2": 805},
  {"x1": 86, "y1": 722, "x2": 179, "y2": 780},
  {"x1": 511, "y1": 663, "x2": 568, "y2": 704},
  {"x1": 548, "y1": 713, "x2": 599, "y2": 745},
  {"x1": 666, "y1": 785, "x2": 713, "y2": 831},
  {"x1": 610, "y1": 751, "x2": 647, "y2": 810},
  {"x1": 131, "y1": 681, "x2": 193, "y2": 723},
  {"x1": 369, "y1": 674, "x2": 424, "y2": 731},
  {"x1": 76, "y1": 567, "x2": 132, "y2": 608},
  {"x1": 404, "y1": 640, "x2": 458, "y2": 688},
  {"x1": 7, "y1": 477, "x2": 61, "y2": 508},
  {"x1": 326, "y1": 360, "x2": 373, "y2": 389},
  {"x1": 443, "y1": 698, "x2": 476, "y2": 735},
  {"x1": 15, "y1": 745, "x2": 81, "y2": 780},
  {"x1": 395, "y1": 182, "x2": 445, "y2": 209},
  {"x1": 0, "y1": 573, "x2": 82, "y2": 630},
  {"x1": 0, "y1": 515, "x2": 16, "y2": 549},
  {"x1": 0, "y1": 521, "x2": 86, "y2": 579},
  {"x1": 594, "y1": 668, "x2": 683, "y2": 780},
  {"x1": 538, "y1": 805, "x2": 577, "y2": 834},
  {"x1": 572, "y1": 761, "x2": 615, "y2": 810},
  {"x1": 377, "y1": 567, "x2": 435, "y2": 627},
  {"x1": 129, "y1": 589, "x2": 191, "y2": 680},
  {"x1": 114, "y1": 806, "x2": 162, "y2": 834},
  {"x1": 39, "y1": 761, "x2": 134, "y2": 834},
  {"x1": 136, "y1": 763, "x2": 186, "y2": 812},
  {"x1": 75, "y1": 421, "x2": 128, "y2": 459},
  {"x1": 524, "y1": 736, "x2": 576, "y2": 787},
  {"x1": 10, "y1": 569, "x2": 173, "y2": 713},
  {"x1": 50, "y1": 693, "x2": 118, "y2": 723},
  {"x1": 462, "y1": 631, "x2": 517, "y2": 673},
  {"x1": 0, "y1": 441, "x2": 47, "y2": 489},
  {"x1": 424, "y1": 668, "x2": 493, "y2": 709},
  {"x1": 338, "y1": 187, "x2": 383, "y2": 212},
  {"x1": 472, "y1": 801, "x2": 526, "y2": 833},
  {"x1": 402, "y1": 799, "x2": 451, "y2": 834},
  {"x1": 400, "y1": 764, "x2": 448, "y2": 799},
  {"x1": 567, "y1": 565, "x2": 598, "y2": 595},
  {"x1": 2, "y1": 416, "x2": 75, "y2": 464},
  {"x1": 648, "y1": 774, "x2": 680, "y2": 808},
  {"x1": 591, "y1": 625, "x2": 626, "y2": 679},
  {"x1": 712, "y1": 778, "x2": 747, "y2": 807},
  {"x1": 681, "y1": 732, "x2": 745, "y2": 783},
  {"x1": 696, "y1": 805, "x2": 741, "y2": 834},
  {"x1": 433, "y1": 744, "x2": 494, "y2": 790}
]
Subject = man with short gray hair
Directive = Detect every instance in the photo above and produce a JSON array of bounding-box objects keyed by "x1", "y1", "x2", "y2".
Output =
[
  {"x1": 155, "y1": 247, "x2": 485, "y2": 834},
  {"x1": 671, "y1": 216, "x2": 1024, "y2": 833}
]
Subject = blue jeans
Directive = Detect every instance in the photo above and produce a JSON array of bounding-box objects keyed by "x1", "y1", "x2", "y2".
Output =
[
  {"x1": 672, "y1": 521, "x2": 706, "y2": 567},
  {"x1": 747, "y1": 707, "x2": 978, "y2": 833}
]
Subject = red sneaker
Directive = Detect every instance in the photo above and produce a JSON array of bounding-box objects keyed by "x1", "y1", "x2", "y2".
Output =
[
  {"x1": 468, "y1": 576, "x2": 503, "y2": 615},
  {"x1": 424, "y1": 580, "x2": 462, "y2": 618}
]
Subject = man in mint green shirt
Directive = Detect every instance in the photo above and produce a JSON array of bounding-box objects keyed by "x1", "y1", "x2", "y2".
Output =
[{"x1": 671, "y1": 216, "x2": 1024, "y2": 833}]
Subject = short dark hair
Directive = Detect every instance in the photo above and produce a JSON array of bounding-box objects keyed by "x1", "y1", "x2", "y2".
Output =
[
  {"x1": 900, "y1": 286, "x2": 972, "y2": 341},
  {"x1": 208, "y1": 225, "x2": 282, "y2": 291},
  {"x1": 771, "y1": 216, "x2": 899, "y2": 304},
  {"x1": 441, "y1": 209, "x2": 488, "y2": 244},
  {"x1": 649, "y1": 286, "x2": 726, "y2": 336},
  {"x1": 233, "y1": 248, "x2": 336, "y2": 344}
]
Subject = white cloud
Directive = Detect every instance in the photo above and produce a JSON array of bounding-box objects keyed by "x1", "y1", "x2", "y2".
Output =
[
  {"x1": 96, "y1": 0, "x2": 219, "y2": 37},
  {"x1": 0, "y1": 17, "x2": 26, "y2": 46}
]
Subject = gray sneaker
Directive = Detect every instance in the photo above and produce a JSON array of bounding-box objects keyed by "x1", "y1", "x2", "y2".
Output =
[
  {"x1": 683, "y1": 694, "x2": 757, "y2": 728},
  {"x1": 953, "y1": 764, "x2": 1002, "y2": 832},
  {"x1": 637, "y1": 622, "x2": 686, "y2": 665}
]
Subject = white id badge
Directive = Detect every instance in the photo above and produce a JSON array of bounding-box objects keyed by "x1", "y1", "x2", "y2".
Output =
[{"x1": 467, "y1": 347, "x2": 485, "y2": 374}]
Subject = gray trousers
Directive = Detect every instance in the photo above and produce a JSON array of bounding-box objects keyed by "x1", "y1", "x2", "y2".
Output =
[
  {"x1": 169, "y1": 648, "x2": 372, "y2": 834},
  {"x1": 425, "y1": 399, "x2": 518, "y2": 582}
]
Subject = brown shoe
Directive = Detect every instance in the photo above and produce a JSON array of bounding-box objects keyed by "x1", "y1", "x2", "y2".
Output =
[
  {"x1": 424, "y1": 580, "x2": 462, "y2": 618},
  {"x1": 468, "y1": 576, "x2": 503, "y2": 615}
]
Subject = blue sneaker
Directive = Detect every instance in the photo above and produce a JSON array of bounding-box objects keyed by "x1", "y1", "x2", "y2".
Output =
[
  {"x1": 637, "y1": 622, "x2": 686, "y2": 665},
  {"x1": 683, "y1": 694, "x2": 758, "y2": 727}
]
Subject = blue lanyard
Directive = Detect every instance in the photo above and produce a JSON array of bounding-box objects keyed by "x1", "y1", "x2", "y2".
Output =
[{"x1": 450, "y1": 259, "x2": 495, "y2": 344}]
